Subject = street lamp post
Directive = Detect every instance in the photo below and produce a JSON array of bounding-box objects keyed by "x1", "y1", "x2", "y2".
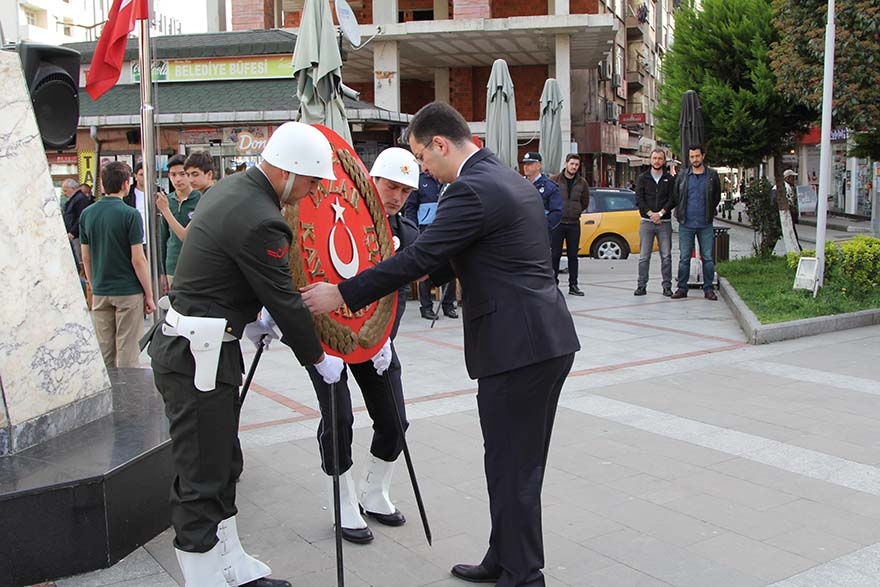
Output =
[{"x1": 814, "y1": 0, "x2": 835, "y2": 291}]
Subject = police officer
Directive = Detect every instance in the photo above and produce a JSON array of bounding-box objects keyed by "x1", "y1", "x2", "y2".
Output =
[
  {"x1": 521, "y1": 152, "x2": 563, "y2": 237},
  {"x1": 300, "y1": 147, "x2": 420, "y2": 544},
  {"x1": 145, "y1": 121, "x2": 345, "y2": 587},
  {"x1": 403, "y1": 170, "x2": 458, "y2": 319}
]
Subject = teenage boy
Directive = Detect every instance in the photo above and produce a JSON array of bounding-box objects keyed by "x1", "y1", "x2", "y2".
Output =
[{"x1": 156, "y1": 154, "x2": 201, "y2": 290}]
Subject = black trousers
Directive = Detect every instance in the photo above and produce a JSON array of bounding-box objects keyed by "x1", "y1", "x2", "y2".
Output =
[
  {"x1": 476, "y1": 353, "x2": 574, "y2": 587},
  {"x1": 419, "y1": 278, "x2": 456, "y2": 311},
  {"x1": 550, "y1": 223, "x2": 582, "y2": 287},
  {"x1": 153, "y1": 369, "x2": 243, "y2": 552},
  {"x1": 307, "y1": 345, "x2": 408, "y2": 475}
]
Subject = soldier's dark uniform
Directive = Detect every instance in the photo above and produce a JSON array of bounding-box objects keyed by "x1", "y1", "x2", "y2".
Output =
[
  {"x1": 308, "y1": 211, "x2": 419, "y2": 475},
  {"x1": 146, "y1": 166, "x2": 324, "y2": 553}
]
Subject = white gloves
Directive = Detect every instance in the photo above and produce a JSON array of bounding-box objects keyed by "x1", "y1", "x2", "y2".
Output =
[
  {"x1": 243, "y1": 308, "x2": 280, "y2": 350},
  {"x1": 314, "y1": 353, "x2": 345, "y2": 384},
  {"x1": 371, "y1": 339, "x2": 392, "y2": 375}
]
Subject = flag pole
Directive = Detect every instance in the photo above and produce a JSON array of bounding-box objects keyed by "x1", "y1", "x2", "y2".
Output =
[
  {"x1": 814, "y1": 0, "x2": 835, "y2": 292},
  {"x1": 138, "y1": 5, "x2": 161, "y2": 321}
]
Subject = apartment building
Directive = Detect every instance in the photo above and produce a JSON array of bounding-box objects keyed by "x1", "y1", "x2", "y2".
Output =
[{"x1": 224, "y1": 0, "x2": 677, "y2": 186}]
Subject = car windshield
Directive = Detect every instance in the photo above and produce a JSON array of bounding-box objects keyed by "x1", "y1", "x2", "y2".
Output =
[{"x1": 587, "y1": 189, "x2": 637, "y2": 213}]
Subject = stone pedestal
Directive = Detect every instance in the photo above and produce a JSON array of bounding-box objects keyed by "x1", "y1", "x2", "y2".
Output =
[{"x1": 0, "y1": 50, "x2": 112, "y2": 455}]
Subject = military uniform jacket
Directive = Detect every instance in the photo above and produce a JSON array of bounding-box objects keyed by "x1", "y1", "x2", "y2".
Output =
[
  {"x1": 339, "y1": 149, "x2": 580, "y2": 380},
  {"x1": 147, "y1": 166, "x2": 323, "y2": 386}
]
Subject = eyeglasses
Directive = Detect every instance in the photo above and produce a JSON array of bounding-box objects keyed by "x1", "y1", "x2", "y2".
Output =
[{"x1": 412, "y1": 142, "x2": 434, "y2": 165}]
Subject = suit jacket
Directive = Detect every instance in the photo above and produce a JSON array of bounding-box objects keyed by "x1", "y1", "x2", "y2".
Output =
[
  {"x1": 339, "y1": 149, "x2": 580, "y2": 379},
  {"x1": 147, "y1": 167, "x2": 323, "y2": 385}
]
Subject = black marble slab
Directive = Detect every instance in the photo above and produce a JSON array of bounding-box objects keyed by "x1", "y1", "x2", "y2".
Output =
[{"x1": 0, "y1": 368, "x2": 173, "y2": 586}]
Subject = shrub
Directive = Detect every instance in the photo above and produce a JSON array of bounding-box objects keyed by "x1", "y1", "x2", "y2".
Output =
[
  {"x1": 741, "y1": 178, "x2": 780, "y2": 257},
  {"x1": 786, "y1": 241, "x2": 840, "y2": 276},
  {"x1": 836, "y1": 236, "x2": 880, "y2": 294}
]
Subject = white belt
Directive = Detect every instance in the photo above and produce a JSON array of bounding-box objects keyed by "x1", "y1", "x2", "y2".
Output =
[{"x1": 162, "y1": 301, "x2": 237, "y2": 392}]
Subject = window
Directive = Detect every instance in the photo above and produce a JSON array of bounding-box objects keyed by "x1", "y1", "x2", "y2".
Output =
[{"x1": 25, "y1": 10, "x2": 37, "y2": 25}]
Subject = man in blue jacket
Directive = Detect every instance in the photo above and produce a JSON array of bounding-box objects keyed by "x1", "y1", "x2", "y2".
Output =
[
  {"x1": 403, "y1": 170, "x2": 458, "y2": 319},
  {"x1": 521, "y1": 152, "x2": 562, "y2": 238}
]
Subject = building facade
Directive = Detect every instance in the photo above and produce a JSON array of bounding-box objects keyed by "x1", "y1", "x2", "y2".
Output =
[{"x1": 220, "y1": 0, "x2": 678, "y2": 186}]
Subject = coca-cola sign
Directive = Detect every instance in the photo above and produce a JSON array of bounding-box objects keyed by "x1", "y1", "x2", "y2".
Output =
[{"x1": 619, "y1": 112, "x2": 646, "y2": 125}]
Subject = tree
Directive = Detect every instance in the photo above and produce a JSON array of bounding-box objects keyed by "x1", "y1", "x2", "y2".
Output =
[
  {"x1": 654, "y1": 0, "x2": 813, "y2": 252},
  {"x1": 770, "y1": 0, "x2": 880, "y2": 157}
]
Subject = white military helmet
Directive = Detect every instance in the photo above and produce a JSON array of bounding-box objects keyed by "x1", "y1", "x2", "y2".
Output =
[
  {"x1": 261, "y1": 121, "x2": 336, "y2": 180},
  {"x1": 369, "y1": 147, "x2": 419, "y2": 189}
]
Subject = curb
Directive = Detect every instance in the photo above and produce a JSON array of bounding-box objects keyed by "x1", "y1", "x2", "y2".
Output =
[{"x1": 719, "y1": 277, "x2": 880, "y2": 344}]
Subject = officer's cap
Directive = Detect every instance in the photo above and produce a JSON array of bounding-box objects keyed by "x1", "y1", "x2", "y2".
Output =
[{"x1": 521, "y1": 152, "x2": 542, "y2": 163}]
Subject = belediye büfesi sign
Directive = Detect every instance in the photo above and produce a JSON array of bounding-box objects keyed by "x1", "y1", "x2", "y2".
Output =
[{"x1": 132, "y1": 55, "x2": 294, "y2": 83}]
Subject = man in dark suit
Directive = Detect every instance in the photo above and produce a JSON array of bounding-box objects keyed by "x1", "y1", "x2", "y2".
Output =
[{"x1": 302, "y1": 102, "x2": 580, "y2": 587}]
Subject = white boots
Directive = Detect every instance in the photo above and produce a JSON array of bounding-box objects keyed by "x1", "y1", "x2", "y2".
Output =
[
  {"x1": 175, "y1": 541, "x2": 233, "y2": 587},
  {"x1": 359, "y1": 455, "x2": 406, "y2": 526},
  {"x1": 329, "y1": 471, "x2": 373, "y2": 543},
  {"x1": 175, "y1": 515, "x2": 274, "y2": 587},
  {"x1": 217, "y1": 515, "x2": 271, "y2": 584}
]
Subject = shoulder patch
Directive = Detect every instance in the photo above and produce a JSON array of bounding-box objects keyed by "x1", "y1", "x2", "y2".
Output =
[{"x1": 266, "y1": 243, "x2": 290, "y2": 259}]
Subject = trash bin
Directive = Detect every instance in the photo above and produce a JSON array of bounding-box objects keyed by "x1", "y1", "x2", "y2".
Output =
[{"x1": 713, "y1": 226, "x2": 730, "y2": 262}]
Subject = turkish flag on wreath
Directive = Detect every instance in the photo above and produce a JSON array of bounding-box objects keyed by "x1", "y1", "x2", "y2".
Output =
[{"x1": 85, "y1": 0, "x2": 149, "y2": 100}]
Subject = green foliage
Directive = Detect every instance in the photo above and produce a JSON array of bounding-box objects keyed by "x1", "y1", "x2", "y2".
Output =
[
  {"x1": 837, "y1": 236, "x2": 880, "y2": 294},
  {"x1": 654, "y1": 0, "x2": 814, "y2": 166},
  {"x1": 717, "y1": 255, "x2": 880, "y2": 324},
  {"x1": 740, "y1": 178, "x2": 781, "y2": 256},
  {"x1": 785, "y1": 241, "x2": 840, "y2": 275},
  {"x1": 770, "y1": 0, "x2": 880, "y2": 138}
]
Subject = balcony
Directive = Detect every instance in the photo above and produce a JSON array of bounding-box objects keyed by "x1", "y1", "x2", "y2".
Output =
[
  {"x1": 626, "y1": 66, "x2": 645, "y2": 90},
  {"x1": 626, "y1": 1, "x2": 649, "y2": 40}
]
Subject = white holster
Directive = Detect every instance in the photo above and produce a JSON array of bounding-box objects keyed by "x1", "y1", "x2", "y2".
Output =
[{"x1": 163, "y1": 304, "x2": 236, "y2": 392}]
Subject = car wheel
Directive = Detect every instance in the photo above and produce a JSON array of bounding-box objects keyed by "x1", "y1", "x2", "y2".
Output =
[{"x1": 592, "y1": 235, "x2": 629, "y2": 260}]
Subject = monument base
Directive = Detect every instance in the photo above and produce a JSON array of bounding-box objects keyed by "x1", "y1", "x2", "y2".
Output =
[{"x1": 0, "y1": 369, "x2": 172, "y2": 586}]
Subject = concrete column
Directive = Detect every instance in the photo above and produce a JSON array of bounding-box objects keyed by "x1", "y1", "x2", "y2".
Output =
[
  {"x1": 373, "y1": 0, "x2": 398, "y2": 24},
  {"x1": 374, "y1": 41, "x2": 400, "y2": 113},
  {"x1": 434, "y1": 0, "x2": 449, "y2": 19},
  {"x1": 555, "y1": 34, "x2": 572, "y2": 152},
  {"x1": 550, "y1": 0, "x2": 570, "y2": 15},
  {"x1": 434, "y1": 68, "x2": 450, "y2": 103},
  {"x1": 206, "y1": 0, "x2": 227, "y2": 31}
]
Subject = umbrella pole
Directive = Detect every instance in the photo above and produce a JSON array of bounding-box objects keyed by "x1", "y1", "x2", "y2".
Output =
[{"x1": 430, "y1": 283, "x2": 449, "y2": 329}]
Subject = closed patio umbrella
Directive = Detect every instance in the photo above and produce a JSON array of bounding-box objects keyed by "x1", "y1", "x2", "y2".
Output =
[
  {"x1": 679, "y1": 89, "x2": 704, "y2": 167},
  {"x1": 538, "y1": 78, "x2": 564, "y2": 175},
  {"x1": 485, "y1": 59, "x2": 518, "y2": 170},
  {"x1": 293, "y1": 0, "x2": 352, "y2": 144}
]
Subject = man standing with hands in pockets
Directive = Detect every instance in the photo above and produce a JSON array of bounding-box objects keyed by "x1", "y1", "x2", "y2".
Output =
[{"x1": 301, "y1": 102, "x2": 579, "y2": 587}]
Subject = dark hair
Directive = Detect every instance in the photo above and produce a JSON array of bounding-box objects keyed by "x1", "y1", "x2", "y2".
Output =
[
  {"x1": 133, "y1": 161, "x2": 143, "y2": 174},
  {"x1": 565, "y1": 153, "x2": 581, "y2": 163},
  {"x1": 687, "y1": 145, "x2": 704, "y2": 155},
  {"x1": 167, "y1": 154, "x2": 187, "y2": 169},
  {"x1": 185, "y1": 151, "x2": 214, "y2": 175},
  {"x1": 406, "y1": 101, "x2": 472, "y2": 147},
  {"x1": 651, "y1": 148, "x2": 666, "y2": 158},
  {"x1": 102, "y1": 161, "x2": 132, "y2": 194}
]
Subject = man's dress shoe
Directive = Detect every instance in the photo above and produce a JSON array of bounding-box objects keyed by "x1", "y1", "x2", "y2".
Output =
[
  {"x1": 242, "y1": 579, "x2": 292, "y2": 587},
  {"x1": 338, "y1": 525, "x2": 373, "y2": 544},
  {"x1": 451, "y1": 563, "x2": 501, "y2": 583},
  {"x1": 442, "y1": 307, "x2": 459, "y2": 319}
]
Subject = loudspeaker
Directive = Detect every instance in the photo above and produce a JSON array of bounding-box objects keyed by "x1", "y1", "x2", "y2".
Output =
[
  {"x1": 126, "y1": 129, "x2": 141, "y2": 144},
  {"x1": 17, "y1": 43, "x2": 81, "y2": 150}
]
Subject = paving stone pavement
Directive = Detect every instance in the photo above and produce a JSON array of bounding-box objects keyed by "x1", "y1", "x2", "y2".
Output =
[{"x1": 44, "y1": 257, "x2": 880, "y2": 587}]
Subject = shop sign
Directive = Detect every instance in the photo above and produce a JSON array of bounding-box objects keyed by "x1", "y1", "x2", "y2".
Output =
[
  {"x1": 223, "y1": 127, "x2": 270, "y2": 155},
  {"x1": 179, "y1": 127, "x2": 224, "y2": 144},
  {"x1": 132, "y1": 55, "x2": 294, "y2": 83},
  {"x1": 79, "y1": 151, "x2": 97, "y2": 187},
  {"x1": 48, "y1": 154, "x2": 78, "y2": 164},
  {"x1": 619, "y1": 112, "x2": 646, "y2": 126}
]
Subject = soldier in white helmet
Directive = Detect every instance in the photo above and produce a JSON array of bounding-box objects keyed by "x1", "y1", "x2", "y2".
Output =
[
  {"x1": 143, "y1": 121, "x2": 346, "y2": 587},
  {"x1": 299, "y1": 147, "x2": 421, "y2": 544}
]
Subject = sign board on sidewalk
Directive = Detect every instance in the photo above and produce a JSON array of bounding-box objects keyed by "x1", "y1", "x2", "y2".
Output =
[{"x1": 793, "y1": 257, "x2": 819, "y2": 296}]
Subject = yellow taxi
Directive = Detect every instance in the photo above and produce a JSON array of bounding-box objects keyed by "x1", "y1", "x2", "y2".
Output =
[{"x1": 574, "y1": 188, "x2": 653, "y2": 259}]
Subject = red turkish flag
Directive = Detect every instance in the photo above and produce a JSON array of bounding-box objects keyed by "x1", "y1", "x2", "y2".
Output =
[{"x1": 85, "y1": 0, "x2": 149, "y2": 100}]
